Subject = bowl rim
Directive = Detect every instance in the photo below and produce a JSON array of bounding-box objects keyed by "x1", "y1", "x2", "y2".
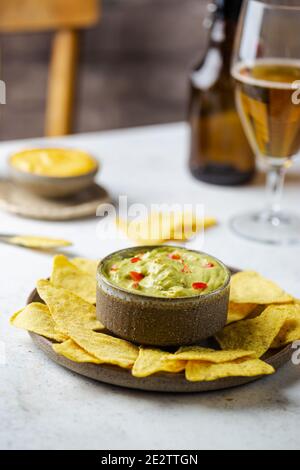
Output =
[
  {"x1": 8, "y1": 147, "x2": 99, "y2": 181},
  {"x1": 97, "y1": 245, "x2": 231, "y2": 303}
]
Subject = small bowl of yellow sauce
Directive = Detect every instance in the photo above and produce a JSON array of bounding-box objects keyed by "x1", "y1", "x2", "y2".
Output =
[{"x1": 9, "y1": 148, "x2": 99, "y2": 198}]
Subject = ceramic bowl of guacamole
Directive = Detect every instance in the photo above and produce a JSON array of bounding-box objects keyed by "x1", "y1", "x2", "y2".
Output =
[
  {"x1": 9, "y1": 148, "x2": 99, "y2": 198},
  {"x1": 97, "y1": 246, "x2": 231, "y2": 347}
]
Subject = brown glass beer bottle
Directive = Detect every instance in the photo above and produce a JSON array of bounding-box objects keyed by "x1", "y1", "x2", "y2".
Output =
[{"x1": 189, "y1": 0, "x2": 255, "y2": 185}]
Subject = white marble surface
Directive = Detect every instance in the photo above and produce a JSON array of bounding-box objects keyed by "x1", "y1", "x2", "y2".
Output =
[{"x1": 0, "y1": 123, "x2": 300, "y2": 450}]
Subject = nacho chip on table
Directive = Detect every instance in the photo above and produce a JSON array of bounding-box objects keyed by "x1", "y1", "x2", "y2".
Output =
[
  {"x1": 37, "y1": 280, "x2": 103, "y2": 333},
  {"x1": 37, "y1": 280, "x2": 137, "y2": 369},
  {"x1": 71, "y1": 258, "x2": 99, "y2": 278},
  {"x1": 230, "y1": 271, "x2": 293, "y2": 305},
  {"x1": 53, "y1": 339, "x2": 103, "y2": 364},
  {"x1": 169, "y1": 346, "x2": 256, "y2": 363},
  {"x1": 117, "y1": 212, "x2": 217, "y2": 245},
  {"x1": 185, "y1": 359, "x2": 275, "y2": 382},
  {"x1": 51, "y1": 255, "x2": 96, "y2": 304},
  {"x1": 216, "y1": 307, "x2": 289, "y2": 358},
  {"x1": 270, "y1": 304, "x2": 300, "y2": 349},
  {"x1": 10, "y1": 302, "x2": 67, "y2": 343},
  {"x1": 132, "y1": 347, "x2": 186, "y2": 378},
  {"x1": 9, "y1": 236, "x2": 72, "y2": 250},
  {"x1": 227, "y1": 302, "x2": 257, "y2": 325},
  {"x1": 170, "y1": 213, "x2": 217, "y2": 241}
]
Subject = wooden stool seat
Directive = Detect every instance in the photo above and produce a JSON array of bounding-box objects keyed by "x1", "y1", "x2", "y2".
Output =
[{"x1": 0, "y1": 0, "x2": 100, "y2": 136}]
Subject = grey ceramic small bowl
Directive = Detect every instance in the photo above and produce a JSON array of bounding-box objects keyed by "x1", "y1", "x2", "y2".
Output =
[
  {"x1": 8, "y1": 151, "x2": 99, "y2": 199},
  {"x1": 96, "y1": 246, "x2": 231, "y2": 347}
]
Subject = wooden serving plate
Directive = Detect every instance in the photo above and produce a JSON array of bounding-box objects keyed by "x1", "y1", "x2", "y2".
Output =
[
  {"x1": 29, "y1": 331, "x2": 292, "y2": 393},
  {"x1": 27, "y1": 268, "x2": 294, "y2": 393}
]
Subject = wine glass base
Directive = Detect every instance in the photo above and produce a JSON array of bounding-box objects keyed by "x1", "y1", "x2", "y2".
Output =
[{"x1": 230, "y1": 211, "x2": 300, "y2": 245}]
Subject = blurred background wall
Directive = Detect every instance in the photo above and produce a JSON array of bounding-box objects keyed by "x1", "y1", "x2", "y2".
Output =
[{"x1": 0, "y1": 0, "x2": 209, "y2": 140}]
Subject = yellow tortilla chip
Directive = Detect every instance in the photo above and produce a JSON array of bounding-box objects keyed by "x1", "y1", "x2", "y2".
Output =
[
  {"x1": 185, "y1": 359, "x2": 275, "y2": 382},
  {"x1": 37, "y1": 280, "x2": 137, "y2": 369},
  {"x1": 227, "y1": 302, "x2": 257, "y2": 324},
  {"x1": 37, "y1": 279, "x2": 103, "y2": 332},
  {"x1": 71, "y1": 258, "x2": 99, "y2": 278},
  {"x1": 270, "y1": 304, "x2": 300, "y2": 349},
  {"x1": 53, "y1": 339, "x2": 102, "y2": 364},
  {"x1": 64, "y1": 329, "x2": 139, "y2": 369},
  {"x1": 230, "y1": 271, "x2": 293, "y2": 305},
  {"x1": 10, "y1": 302, "x2": 67, "y2": 343},
  {"x1": 171, "y1": 213, "x2": 217, "y2": 241},
  {"x1": 132, "y1": 347, "x2": 186, "y2": 378},
  {"x1": 170, "y1": 346, "x2": 256, "y2": 363},
  {"x1": 9, "y1": 236, "x2": 72, "y2": 250},
  {"x1": 118, "y1": 213, "x2": 168, "y2": 245},
  {"x1": 51, "y1": 255, "x2": 96, "y2": 304},
  {"x1": 216, "y1": 307, "x2": 289, "y2": 358},
  {"x1": 117, "y1": 212, "x2": 217, "y2": 244}
]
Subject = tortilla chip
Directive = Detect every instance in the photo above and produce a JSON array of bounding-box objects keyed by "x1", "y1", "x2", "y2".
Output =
[
  {"x1": 51, "y1": 255, "x2": 96, "y2": 304},
  {"x1": 117, "y1": 213, "x2": 172, "y2": 245},
  {"x1": 71, "y1": 258, "x2": 99, "y2": 278},
  {"x1": 37, "y1": 280, "x2": 137, "y2": 369},
  {"x1": 132, "y1": 347, "x2": 186, "y2": 378},
  {"x1": 270, "y1": 304, "x2": 300, "y2": 349},
  {"x1": 216, "y1": 307, "x2": 288, "y2": 358},
  {"x1": 185, "y1": 359, "x2": 275, "y2": 382},
  {"x1": 172, "y1": 213, "x2": 217, "y2": 241},
  {"x1": 170, "y1": 346, "x2": 256, "y2": 363},
  {"x1": 230, "y1": 271, "x2": 293, "y2": 305},
  {"x1": 227, "y1": 302, "x2": 257, "y2": 324},
  {"x1": 117, "y1": 212, "x2": 217, "y2": 244},
  {"x1": 37, "y1": 279, "x2": 103, "y2": 332},
  {"x1": 9, "y1": 236, "x2": 72, "y2": 250},
  {"x1": 10, "y1": 302, "x2": 67, "y2": 343},
  {"x1": 64, "y1": 329, "x2": 139, "y2": 369},
  {"x1": 53, "y1": 339, "x2": 103, "y2": 364},
  {"x1": 203, "y1": 217, "x2": 217, "y2": 230}
]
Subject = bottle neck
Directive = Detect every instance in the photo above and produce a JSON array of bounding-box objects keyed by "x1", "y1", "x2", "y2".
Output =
[
  {"x1": 209, "y1": 16, "x2": 237, "y2": 49},
  {"x1": 214, "y1": 0, "x2": 243, "y2": 22},
  {"x1": 207, "y1": 2, "x2": 241, "y2": 72}
]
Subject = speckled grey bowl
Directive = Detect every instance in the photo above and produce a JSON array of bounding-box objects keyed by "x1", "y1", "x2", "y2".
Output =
[
  {"x1": 96, "y1": 246, "x2": 231, "y2": 347},
  {"x1": 8, "y1": 154, "x2": 99, "y2": 199}
]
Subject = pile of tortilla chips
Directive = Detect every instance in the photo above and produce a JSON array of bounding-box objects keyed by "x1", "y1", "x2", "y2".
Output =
[
  {"x1": 10, "y1": 256, "x2": 300, "y2": 383},
  {"x1": 117, "y1": 211, "x2": 217, "y2": 245}
]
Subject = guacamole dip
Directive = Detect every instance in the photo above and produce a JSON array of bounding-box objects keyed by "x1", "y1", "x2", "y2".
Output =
[{"x1": 103, "y1": 247, "x2": 228, "y2": 298}]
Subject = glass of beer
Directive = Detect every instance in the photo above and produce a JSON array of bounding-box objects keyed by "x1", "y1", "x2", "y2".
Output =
[{"x1": 231, "y1": 0, "x2": 300, "y2": 244}]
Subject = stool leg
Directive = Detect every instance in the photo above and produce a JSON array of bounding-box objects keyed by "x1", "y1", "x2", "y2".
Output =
[{"x1": 45, "y1": 29, "x2": 79, "y2": 137}]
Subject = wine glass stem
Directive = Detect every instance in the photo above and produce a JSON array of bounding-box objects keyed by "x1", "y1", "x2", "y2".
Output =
[{"x1": 266, "y1": 165, "x2": 286, "y2": 215}]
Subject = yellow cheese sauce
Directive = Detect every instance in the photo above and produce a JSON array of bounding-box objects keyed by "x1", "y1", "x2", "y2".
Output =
[{"x1": 9, "y1": 148, "x2": 98, "y2": 178}]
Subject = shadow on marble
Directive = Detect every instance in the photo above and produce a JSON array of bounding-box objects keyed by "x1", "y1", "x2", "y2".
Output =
[{"x1": 52, "y1": 357, "x2": 299, "y2": 412}]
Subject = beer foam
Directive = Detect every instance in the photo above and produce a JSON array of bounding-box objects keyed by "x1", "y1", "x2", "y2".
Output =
[{"x1": 232, "y1": 59, "x2": 300, "y2": 90}]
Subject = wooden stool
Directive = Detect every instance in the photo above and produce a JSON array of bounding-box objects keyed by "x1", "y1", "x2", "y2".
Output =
[{"x1": 0, "y1": 0, "x2": 100, "y2": 137}]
